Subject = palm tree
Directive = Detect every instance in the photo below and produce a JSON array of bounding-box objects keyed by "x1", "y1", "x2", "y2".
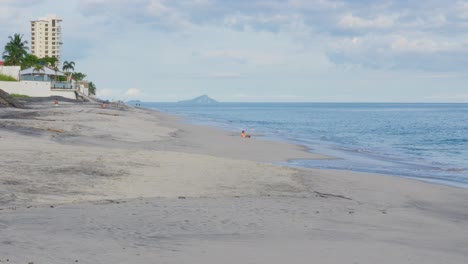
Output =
[
  {"x1": 33, "y1": 64, "x2": 45, "y2": 81},
  {"x1": 88, "y1": 82, "x2": 97, "y2": 95},
  {"x1": 52, "y1": 64, "x2": 60, "y2": 81},
  {"x1": 71, "y1": 72, "x2": 86, "y2": 81},
  {"x1": 41, "y1": 56, "x2": 59, "y2": 68},
  {"x1": 62, "y1": 60, "x2": 75, "y2": 82},
  {"x1": 2, "y1": 34, "x2": 29, "y2": 66},
  {"x1": 21, "y1": 53, "x2": 39, "y2": 70},
  {"x1": 62, "y1": 60, "x2": 75, "y2": 73}
]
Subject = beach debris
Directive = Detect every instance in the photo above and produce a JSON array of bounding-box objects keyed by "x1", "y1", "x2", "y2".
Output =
[
  {"x1": 314, "y1": 191, "x2": 353, "y2": 201},
  {"x1": 105, "y1": 199, "x2": 121, "y2": 204},
  {"x1": 178, "y1": 196, "x2": 186, "y2": 199},
  {"x1": 47, "y1": 128, "x2": 64, "y2": 133},
  {"x1": 97, "y1": 112, "x2": 119, "y2": 116}
]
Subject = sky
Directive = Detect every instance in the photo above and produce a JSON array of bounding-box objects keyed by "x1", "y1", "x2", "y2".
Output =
[{"x1": 1, "y1": 0, "x2": 468, "y2": 102}]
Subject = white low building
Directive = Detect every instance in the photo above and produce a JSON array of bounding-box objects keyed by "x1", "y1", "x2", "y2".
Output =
[{"x1": 0, "y1": 66, "x2": 78, "y2": 100}]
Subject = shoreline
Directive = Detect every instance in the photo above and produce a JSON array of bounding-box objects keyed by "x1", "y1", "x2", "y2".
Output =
[
  {"x1": 142, "y1": 104, "x2": 468, "y2": 190},
  {"x1": 1, "y1": 98, "x2": 467, "y2": 263}
]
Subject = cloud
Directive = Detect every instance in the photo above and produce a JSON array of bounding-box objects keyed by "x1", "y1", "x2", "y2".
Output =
[
  {"x1": 0, "y1": 0, "x2": 43, "y2": 24},
  {"x1": 203, "y1": 50, "x2": 284, "y2": 65},
  {"x1": 54, "y1": 0, "x2": 468, "y2": 74},
  {"x1": 5, "y1": 0, "x2": 468, "y2": 102},
  {"x1": 96, "y1": 88, "x2": 142, "y2": 100},
  {"x1": 0, "y1": 0, "x2": 43, "y2": 5},
  {"x1": 96, "y1": 88, "x2": 117, "y2": 99},
  {"x1": 327, "y1": 31, "x2": 468, "y2": 71},
  {"x1": 389, "y1": 36, "x2": 461, "y2": 53},
  {"x1": 147, "y1": 0, "x2": 171, "y2": 16},
  {"x1": 124, "y1": 88, "x2": 141, "y2": 97},
  {"x1": 455, "y1": 1, "x2": 468, "y2": 18},
  {"x1": 223, "y1": 13, "x2": 292, "y2": 31},
  {"x1": 415, "y1": 72, "x2": 468, "y2": 79},
  {"x1": 287, "y1": 0, "x2": 344, "y2": 10},
  {"x1": 338, "y1": 13, "x2": 399, "y2": 29}
]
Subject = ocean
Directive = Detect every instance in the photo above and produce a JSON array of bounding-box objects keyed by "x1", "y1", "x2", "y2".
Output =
[{"x1": 141, "y1": 103, "x2": 468, "y2": 189}]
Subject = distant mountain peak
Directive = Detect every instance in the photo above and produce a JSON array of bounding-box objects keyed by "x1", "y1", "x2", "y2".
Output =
[{"x1": 178, "y1": 95, "x2": 219, "y2": 104}]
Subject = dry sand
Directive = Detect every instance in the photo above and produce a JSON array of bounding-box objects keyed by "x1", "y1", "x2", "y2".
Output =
[{"x1": 0, "y1": 99, "x2": 467, "y2": 264}]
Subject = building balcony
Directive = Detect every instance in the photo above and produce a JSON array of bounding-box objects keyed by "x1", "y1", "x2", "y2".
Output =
[{"x1": 51, "y1": 81, "x2": 75, "y2": 89}]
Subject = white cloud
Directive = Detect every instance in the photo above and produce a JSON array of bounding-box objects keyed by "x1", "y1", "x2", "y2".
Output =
[
  {"x1": 6, "y1": 0, "x2": 467, "y2": 102},
  {"x1": 415, "y1": 72, "x2": 467, "y2": 79},
  {"x1": 338, "y1": 13, "x2": 399, "y2": 29},
  {"x1": 390, "y1": 36, "x2": 461, "y2": 53},
  {"x1": 0, "y1": 0, "x2": 42, "y2": 5},
  {"x1": 147, "y1": 0, "x2": 171, "y2": 16},
  {"x1": 288, "y1": 0, "x2": 344, "y2": 10},
  {"x1": 96, "y1": 88, "x2": 142, "y2": 100},
  {"x1": 96, "y1": 88, "x2": 117, "y2": 99},
  {"x1": 223, "y1": 14, "x2": 291, "y2": 28},
  {"x1": 203, "y1": 50, "x2": 284, "y2": 65},
  {"x1": 124, "y1": 88, "x2": 141, "y2": 97},
  {"x1": 455, "y1": 1, "x2": 468, "y2": 18}
]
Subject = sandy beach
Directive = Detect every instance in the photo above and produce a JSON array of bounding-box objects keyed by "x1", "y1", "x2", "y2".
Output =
[{"x1": 1, "y1": 99, "x2": 467, "y2": 264}]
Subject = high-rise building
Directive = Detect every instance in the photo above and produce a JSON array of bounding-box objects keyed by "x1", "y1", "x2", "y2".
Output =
[{"x1": 30, "y1": 15, "x2": 62, "y2": 62}]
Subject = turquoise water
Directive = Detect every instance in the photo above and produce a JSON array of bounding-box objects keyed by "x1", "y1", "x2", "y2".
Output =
[{"x1": 142, "y1": 103, "x2": 468, "y2": 188}]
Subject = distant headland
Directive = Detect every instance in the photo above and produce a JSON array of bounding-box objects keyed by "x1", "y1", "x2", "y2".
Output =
[{"x1": 178, "y1": 95, "x2": 219, "y2": 104}]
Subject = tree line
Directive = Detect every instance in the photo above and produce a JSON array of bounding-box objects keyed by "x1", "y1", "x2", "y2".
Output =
[{"x1": 2, "y1": 33, "x2": 96, "y2": 95}]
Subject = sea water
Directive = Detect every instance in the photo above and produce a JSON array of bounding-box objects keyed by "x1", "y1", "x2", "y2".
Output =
[{"x1": 142, "y1": 103, "x2": 468, "y2": 188}]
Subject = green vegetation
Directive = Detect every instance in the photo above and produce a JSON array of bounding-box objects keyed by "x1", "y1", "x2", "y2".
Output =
[
  {"x1": 88, "y1": 82, "x2": 96, "y2": 95},
  {"x1": 33, "y1": 64, "x2": 45, "y2": 74},
  {"x1": 2, "y1": 33, "x2": 98, "y2": 95},
  {"x1": 72, "y1": 72, "x2": 86, "y2": 81},
  {"x1": 0, "y1": 73, "x2": 17, "y2": 81},
  {"x1": 2, "y1": 34, "x2": 59, "y2": 69},
  {"x1": 62, "y1": 60, "x2": 75, "y2": 75},
  {"x1": 22, "y1": 54, "x2": 59, "y2": 70},
  {"x1": 2, "y1": 34, "x2": 29, "y2": 66},
  {"x1": 62, "y1": 60, "x2": 76, "y2": 82},
  {"x1": 9, "y1": 93, "x2": 30, "y2": 98}
]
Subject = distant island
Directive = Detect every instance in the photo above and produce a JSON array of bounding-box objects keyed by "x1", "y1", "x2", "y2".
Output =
[{"x1": 178, "y1": 95, "x2": 219, "y2": 104}]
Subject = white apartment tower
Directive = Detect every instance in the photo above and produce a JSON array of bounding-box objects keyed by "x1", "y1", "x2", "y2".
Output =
[{"x1": 30, "y1": 15, "x2": 62, "y2": 62}]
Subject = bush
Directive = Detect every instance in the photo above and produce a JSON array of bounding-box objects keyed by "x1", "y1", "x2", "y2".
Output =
[
  {"x1": 0, "y1": 73, "x2": 17, "y2": 82},
  {"x1": 9, "y1": 93, "x2": 30, "y2": 98}
]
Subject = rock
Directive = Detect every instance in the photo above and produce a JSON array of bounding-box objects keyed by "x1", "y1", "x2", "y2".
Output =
[{"x1": 0, "y1": 89, "x2": 24, "y2": 108}]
